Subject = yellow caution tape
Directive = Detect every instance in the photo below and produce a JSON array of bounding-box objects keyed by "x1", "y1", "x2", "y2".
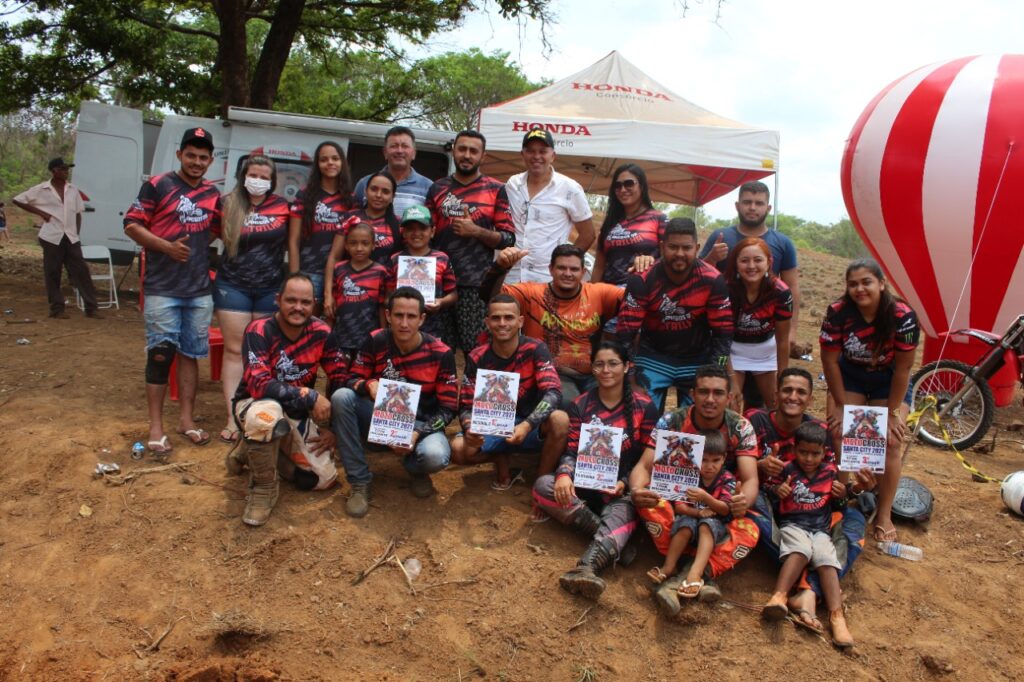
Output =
[{"x1": 907, "y1": 395, "x2": 1000, "y2": 483}]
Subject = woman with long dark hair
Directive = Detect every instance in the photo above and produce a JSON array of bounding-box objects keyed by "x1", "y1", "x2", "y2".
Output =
[
  {"x1": 820, "y1": 258, "x2": 919, "y2": 543},
  {"x1": 724, "y1": 237, "x2": 792, "y2": 410},
  {"x1": 323, "y1": 171, "x2": 401, "y2": 321},
  {"x1": 532, "y1": 340, "x2": 659, "y2": 601},
  {"x1": 591, "y1": 164, "x2": 665, "y2": 286},
  {"x1": 214, "y1": 154, "x2": 290, "y2": 442},
  {"x1": 287, "y1": 141, "x2": 354, "y2": 312}
]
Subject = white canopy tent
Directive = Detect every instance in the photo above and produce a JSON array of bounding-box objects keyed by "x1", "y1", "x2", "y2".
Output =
[{"x1": 477, "y1": 51, "x2": 780, "y2": 206}]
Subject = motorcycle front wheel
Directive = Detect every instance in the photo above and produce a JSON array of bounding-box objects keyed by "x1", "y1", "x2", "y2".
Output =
[{"x1": 910, "y1": 360, "x2": 995, "y2": 450}]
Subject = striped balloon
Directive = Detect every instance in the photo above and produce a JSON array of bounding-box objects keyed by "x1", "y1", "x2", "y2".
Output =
[{"x1": 841, "y1": 55, "x2": 1024, "y2": 341}]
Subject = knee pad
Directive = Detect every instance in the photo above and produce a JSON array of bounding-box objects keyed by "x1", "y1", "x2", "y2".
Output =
[{"x1": 145, "y1": 341, "x2": 177, "y2": 384}]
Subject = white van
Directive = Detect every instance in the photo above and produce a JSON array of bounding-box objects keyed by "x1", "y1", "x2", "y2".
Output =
[{"x1": 73, "y1": 101, "x2": 455, "y2": 264}]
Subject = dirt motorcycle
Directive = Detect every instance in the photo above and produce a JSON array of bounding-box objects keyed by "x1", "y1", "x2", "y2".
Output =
[{"x1": 909, "y1": 314, "x2": 1024, "y2": 450}]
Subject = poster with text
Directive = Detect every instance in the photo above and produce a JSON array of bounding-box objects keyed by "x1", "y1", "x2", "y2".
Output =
[
  {"x1": 368, "y1": 379, "x2": 421, "y2": 448},
  {"x1": 573, "y1": 422, "x2": 624, "y2": 492},
  {"x1": 397, "y1": 256, "x2": 437, "y2": 305},
  {"x1": 469, "y1": 369, "x2": 520, "y2": 437},
  {"x1": 839, "y1": 405, "x2": 888, "y2": 473},
  {"x1": 649, "y1": 430, "x2": 705, "y2": 501}
]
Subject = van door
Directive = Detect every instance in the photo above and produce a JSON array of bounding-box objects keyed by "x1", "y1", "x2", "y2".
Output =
[{"x1": 73, "y1": 102, "x2": 146, "y2": 265}]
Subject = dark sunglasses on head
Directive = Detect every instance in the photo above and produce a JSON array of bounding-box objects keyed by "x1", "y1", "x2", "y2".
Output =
[{"x1": 612, "y1": 179, "x2": 638, "y2": 191}]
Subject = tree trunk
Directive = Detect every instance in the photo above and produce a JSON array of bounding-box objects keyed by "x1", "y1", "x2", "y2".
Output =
[
  {"x1": 250, "y1": 0, "x2": 306, "y2": 110},
  {"x1": 215, "y1": 0, "x2": 252, "y2": 116}
]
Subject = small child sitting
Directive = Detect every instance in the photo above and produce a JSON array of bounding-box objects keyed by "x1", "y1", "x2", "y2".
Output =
[
  {"x1": 762, "y1": 421, "x2": 854, "y2": 648},
  {"x1": 647, "y1": 430, "x2": 735, "y2": 598}
]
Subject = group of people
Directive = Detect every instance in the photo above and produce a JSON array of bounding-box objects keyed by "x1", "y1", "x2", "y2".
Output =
[{"x1": 110, "y1": 123, "x2": 919, "y2": 649}]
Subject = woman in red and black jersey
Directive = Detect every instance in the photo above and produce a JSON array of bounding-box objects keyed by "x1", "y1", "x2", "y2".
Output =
[
  {"x1": 214, "y1": 155, "x2": 290, "y2": 443},
  {"x1": 820, "y1": 258, "x2": 919, "y2": 543},
  {"x1": 725, "y1": 238, "x2": 792, "y2": 411},
  {"x1": 287, "y1": 141, "x2": 355, "y2": 313},
  {"x1": 533, "y1": 340, "x2": 660, "y2": 600},
  {"x1": 592, "y1": 164, "x2": 666, "y2": 287}
]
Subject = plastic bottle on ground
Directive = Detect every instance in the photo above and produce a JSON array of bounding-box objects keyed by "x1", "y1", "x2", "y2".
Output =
[{"x1": 876, "y1": 541, "x2": 923, "y2": 561}]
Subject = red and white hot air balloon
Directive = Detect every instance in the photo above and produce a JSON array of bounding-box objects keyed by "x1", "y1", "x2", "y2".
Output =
[{"x1": 841, "y1": 55, "x2": 1024, "y2": 385}]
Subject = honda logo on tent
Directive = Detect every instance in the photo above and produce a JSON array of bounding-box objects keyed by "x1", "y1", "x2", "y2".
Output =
[
  {"x1": 512, "y1": 122, "x2": 592, "y2": 136},
  {"x1": 571, "y1": 82, "x2": 672, "y2": 101}
]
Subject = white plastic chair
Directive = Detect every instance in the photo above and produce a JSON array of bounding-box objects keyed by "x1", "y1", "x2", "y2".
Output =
[{"x1": 75, "y1": 245, "x2": 120, "y2": 310}]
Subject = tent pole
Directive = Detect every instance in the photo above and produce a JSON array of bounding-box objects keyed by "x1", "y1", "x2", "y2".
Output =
[{"x1": 772, "y1": 172, "x2": 779, "y2": 231}]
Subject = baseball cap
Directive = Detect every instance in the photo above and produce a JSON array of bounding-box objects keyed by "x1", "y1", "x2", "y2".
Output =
[
  {"x1": 521, "y1": 128, "x2": 555, "y2": 148},
  {"x1": 48, "y1": 157, "x2": 74, "y2": 170},
  {"x1": 180, "y1": 127, "x2": 214, "y2": 151},
  {"x1": 401, "y1": 205, "x2": 432, "y2": 227}
]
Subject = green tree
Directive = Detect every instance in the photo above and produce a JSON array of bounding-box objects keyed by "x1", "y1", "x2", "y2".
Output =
[{"x1": 0, "y1": 0, "x2": 554, "y2": 116}]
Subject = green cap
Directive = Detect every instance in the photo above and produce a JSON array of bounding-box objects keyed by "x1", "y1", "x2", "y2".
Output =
[{"x1": 401, "y1": 204, "x2": 432, "y2": 227}]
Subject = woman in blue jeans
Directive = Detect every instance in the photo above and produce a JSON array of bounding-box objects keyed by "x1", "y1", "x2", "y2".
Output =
[{"x1": 214, "y1": 155, "x2": 290, "y2": 442}]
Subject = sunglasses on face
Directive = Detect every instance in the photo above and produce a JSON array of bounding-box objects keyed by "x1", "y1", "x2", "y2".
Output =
[{"x1": 612, "y1": 179, "x2": 638, "y2": 191}]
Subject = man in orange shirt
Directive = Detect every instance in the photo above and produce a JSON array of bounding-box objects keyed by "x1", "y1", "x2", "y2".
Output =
[{"x1": 482, "y1": 244, "x2": 623, "y2": 408}]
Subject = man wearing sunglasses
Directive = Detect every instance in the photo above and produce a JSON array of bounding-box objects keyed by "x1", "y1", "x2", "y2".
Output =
[{"x1": 503, "y1": 129, "x2": 594, "y2": 284}]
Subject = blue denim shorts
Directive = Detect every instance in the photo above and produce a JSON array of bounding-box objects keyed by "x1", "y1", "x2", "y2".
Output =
[
  {"x1": 839, "y1": 356, "x2": 893, "y2": 401},
  {"x1": 480, "y1": 418, "x2": 544, "y2": 454},
  {"x1": 671, "y1": 513, "x2": 728, "y2": 544},
  {"x1": 302, "y1": 271, "x2": 325, "y2": 304},
  {"x1": 213, "y1": 279, "x2": 278, "y2": 314},
  {"x1": 144, "y1": 294, "x2": 213, "y2": 358}
]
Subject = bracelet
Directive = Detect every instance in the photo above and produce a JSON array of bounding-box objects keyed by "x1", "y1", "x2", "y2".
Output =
[{"x1": 556, "y1": 473, "x2": 572, "y2": 481}]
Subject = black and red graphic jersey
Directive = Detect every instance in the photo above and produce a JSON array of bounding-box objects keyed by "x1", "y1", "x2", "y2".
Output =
[
  {"x1": 556, "y1": 389, "x2": 659, "y2": 484},
  {"x1": 776, "y1": 460, "x2": 840, "y2": 533},
  {"x1": 290, "y1": 187, "x2": 355, "y2": 274},
  {"x1": 732, "y1": 277, "x2": 793, "y2": 344},
  {"x1": 343, "y1": 208, "x2": 400, "y2": 265},
  {"x1": 348, "y1": 329, "x2": 458, "y2": 435},
  {"x1": 216, "y1": 194, "x2": 290, "y2": 289},
  {"x1": 747, "y1": 409, "x2": 835, "y2": 490},
  {"x1": 616, "y1": 260, "x2": 733, "y2": 365},
  {"x1": 819, "y1": 298, "x2": 919, "y2": 368},
  {"x1": 331, "y1": 261, "x2": 387, "y2": 349},
  {"x1": 125, "y1": 171, "x2": 221, "y2": 298},
  {"x1": 234, "y1": 315, "x2": 349, "y2": 418},
  {"x1": 459, "y1": 336, "x2": 561, "y2": 429},
  {"x1": 678, "y1": 468, "x2": 737, "y2": 514},
  {"x1": 656, "y1": 406, "x2": 758, "y2": 474},
  {"x1": 425, "y1": 175, "x2": 515, "y2": 287},
  {"x1": 386, "y1": 249, "x2": 457, "y2": 338},
  {"x1": 599, "y1": 209, "x2": 666, "y2": 286}
]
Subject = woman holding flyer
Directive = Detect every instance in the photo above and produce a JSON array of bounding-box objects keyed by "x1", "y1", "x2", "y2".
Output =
[
  {"x1": 532, "y1": 341, "x2": 660, "y2": 600},
  {"x1": 820, "y1": 258, "x2": 919, "y2": 543}
]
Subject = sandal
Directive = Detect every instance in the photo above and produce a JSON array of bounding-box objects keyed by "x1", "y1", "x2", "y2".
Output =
[
  {"x1": 647, "y1": 567, "x2": 671, "y2": 585},
  {"x1": 762, "y1": 592, "x2": 790, "y2": 621},
  {"x1": 219, "y1": 428, "x2": 240, "y2": 444},
  {"x1": 491, "y1": 467, "x2": 525, "y2": 491},
  {"x1": 177, "y1": 428, "x2": 211, "y2": 446},
  {"x1": 678, "y1": 579, "x2": 704, "y2": 599},
  {"x1": 147, "y1": 435, "x2": 173, "y2": 455},
  {"x1": 791, "y1": 609, "x2": 825, "y2": 635},
  {"x1": 872, "y1": 524, "x2": 898, "y2": 543}
]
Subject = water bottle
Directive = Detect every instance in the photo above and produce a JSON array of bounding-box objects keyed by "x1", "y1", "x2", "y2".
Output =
[{"x1": 876, "y1": 541, "x2": 923, "y2": 561}]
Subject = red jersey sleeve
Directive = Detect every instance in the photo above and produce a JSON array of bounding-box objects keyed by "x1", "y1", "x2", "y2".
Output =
[{"x1": 819, "y1": 301, "x2": 845, "y2": 353}]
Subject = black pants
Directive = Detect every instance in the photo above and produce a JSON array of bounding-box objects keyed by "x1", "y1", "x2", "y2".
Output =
[{"x1": 40, "y1": 236, "x2": 98, "y2": 314}]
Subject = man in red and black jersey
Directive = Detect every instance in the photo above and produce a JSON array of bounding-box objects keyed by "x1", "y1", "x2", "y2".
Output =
[
  {"x1": 425, "y1": 131, "x2": 515, "y2": 353},
  {"x1": 226, "y1": 273, "x2": 349, "y2": 526},
  {"x1": 124, "y1": 127, "x2": 222, "y2": 456},
  {"x1": 452, "y1": 294, "x2": 568, "y2": 489},
  {"x1": 331, "y1": 286, "x2": 458, "y2": 517},
  {"x1": 616, "y1": 218, "x2": 733, "y2": 412}
]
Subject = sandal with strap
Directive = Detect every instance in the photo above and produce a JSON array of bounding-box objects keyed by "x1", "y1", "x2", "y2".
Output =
[
  {"x1": 678, "y1": 579, "x2": 704, "y2": 599},
  {"x1": 873, "y1": 524, "x2": 898, "y2": 543},
  {"x1": 791, "y1": 609, "x2": 825, "y2": 635},
  {"x1": 647, "y1": 567, "x2": 671, "y2": 584}
]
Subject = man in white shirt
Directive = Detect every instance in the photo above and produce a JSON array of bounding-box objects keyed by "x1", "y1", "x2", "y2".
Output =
[
  {"x1": 13, "y1": 157, "x2": 102, "y2": 319},
  {"x1": 504, "y1": 129, "x2": 595, "y2": 283}
]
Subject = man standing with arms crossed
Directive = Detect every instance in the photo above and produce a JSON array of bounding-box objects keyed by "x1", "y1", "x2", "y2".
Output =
[
  {"x1": 14, "y1": 157, "x2": 102, "y2": 319},
  {"x1": 124, "y1": 128, "x2": 221, "y2": 455},
  {"x1": 426, "y1": 130, "x2": 515, "y2": 353},
  {"x1": 354, "y1": 126, "x2": 434, "y2": 219},
  {"x1": 504, "y1": 129, "x2": 594, "y2": 284}
]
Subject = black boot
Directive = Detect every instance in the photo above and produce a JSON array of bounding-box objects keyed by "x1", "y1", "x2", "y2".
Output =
[
  {"x1": 559, "y1": 537, "x2": 617, "y2": 600},
  {"x1": 568, "y1": 506, "x2": 601, "y2": 538}
]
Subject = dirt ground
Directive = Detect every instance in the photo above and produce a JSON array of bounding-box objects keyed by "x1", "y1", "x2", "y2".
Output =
[{"x1": 1, "y1": 225, "x2": 1022, "y2": 681}]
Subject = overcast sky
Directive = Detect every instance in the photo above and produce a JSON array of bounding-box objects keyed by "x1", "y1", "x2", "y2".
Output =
[{"x1": 415, "y1": 0, "x2": 1024, "y2": 224}]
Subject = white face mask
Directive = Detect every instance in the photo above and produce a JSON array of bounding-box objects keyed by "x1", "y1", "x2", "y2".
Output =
[{"x1": 244, "y1": 176, "x2": 271, "y2": 196}]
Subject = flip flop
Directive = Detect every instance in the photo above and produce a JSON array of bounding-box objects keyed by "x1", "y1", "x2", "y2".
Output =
[
  {"x1": 872, "y1": 524, "x2": 898, "y2": 543},
  {"x1": 219, "y1": 428, "x2": 240, "y2": 444},
  {"x1": 177, "y1": 428, "x2": 211, "y2": 446},
  {"x1": 678, "y1": 579, "x2": 703, "y2": 599},
  {"x1": 762, "y1": 600, "x2": 790, "y2": 621},
  {"x1": 147, "y1": 435, "x2": 173, "y2": 455},
  {"x1": 491, "y1": 467, "x2": 525, "y2": 491},
  {"x1": 647, "y1": 567, "x2": 671, "y2": 584},
  {"x1": 790, "y1": 609, "x2": 825, "y2": 635}
]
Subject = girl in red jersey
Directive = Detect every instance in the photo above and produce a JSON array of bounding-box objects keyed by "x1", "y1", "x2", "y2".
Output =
[
  {"x1": 328, "y1": 222, "x2": 388, "y2": 364},
  {"x1": 592, "y1": 164, "x2": 666, "y2": 287},
  {"x1": 533, "y1": 340, "x2": 660, "y2": 601},
  {"x1": 820, "y1": 258, "x2": 919, "y2": 543},
  {"x1": 287, "y1": 141, "x2": 354, "y2": 314},
  {"x1": 214, "y1": 155, "x2": 291, "y2": 443},
  {"x1": 725, "y1": 238, "x2": 793, "y2": 411}
]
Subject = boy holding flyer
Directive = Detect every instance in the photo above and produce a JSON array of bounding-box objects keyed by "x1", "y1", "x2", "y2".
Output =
[
  {"x1": 453, "y1": 294, "x2": 568, "y2": 490},
  {"x1": 647, "y1": 430, "x2": 735, "y2": 598},
  {"x1": 387, "y1": 205, "x2": 457, "y2": 341},
  {"x1": 762, "y1": 421, "x2": 854, "y2": 649}
]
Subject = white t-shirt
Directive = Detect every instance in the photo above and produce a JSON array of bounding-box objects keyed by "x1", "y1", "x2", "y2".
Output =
[{"x1": 504, "y1": 169, "x2": 592, "y2": 283}]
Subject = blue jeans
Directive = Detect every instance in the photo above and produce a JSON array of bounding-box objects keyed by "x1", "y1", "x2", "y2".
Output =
[
  {"x1": 144, "y1": 294, "x2": 213, "y2": 358},
  {"x1": 330, "y1": 388, "x2": 451, "y2": 486},
  {"x1": 213, "y1": 278, "x2": 278, "y2": 314},
  {"x1": 302, "y1": 271, "x2": 325, "y2": 304},
  {"x1": 479, "y1": 417, "x2": 544, "y2": 454}
]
